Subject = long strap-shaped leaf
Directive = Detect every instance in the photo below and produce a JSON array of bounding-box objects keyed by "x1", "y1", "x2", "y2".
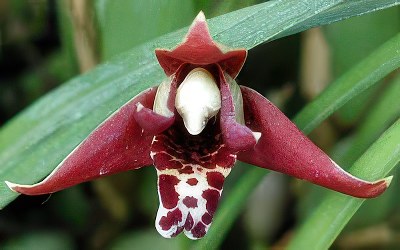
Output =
[
  {"x1": 294, "y1": 32, "x2": 400, "y2": 134},
  {"x1": 0, "y1": 0, "x2": 398, "y2": 209}
]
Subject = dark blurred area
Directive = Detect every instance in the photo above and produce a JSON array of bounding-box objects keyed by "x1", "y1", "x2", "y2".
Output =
[{"x1": 0, "y1": 1, "x2": 76, "y2": 124}]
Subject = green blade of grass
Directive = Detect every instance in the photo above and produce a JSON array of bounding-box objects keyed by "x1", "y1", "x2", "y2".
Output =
[
  {"x1": 294, "y1": 32, "x2": 400, "y2": 134},
  {"x1": 287, "y1": 119, "x2": 400, "y2": 250},
  {"x1": 191, "y1": 32, "x2": 400, "y2": 249},
  {"x1": 2, "y1": 231, "x2": 74, "y2": 250},
  {"x1": 340, "y1": 75, "x2": 400, "y2": 165},
  {"x1": 326, "y1": 7, "x2": 399, "y2": 125},
  {"x1": 0, "y1": 0, "x2": 398, "y2": 209},
  {"x1": 95, "y1": 0, "x2": 196, "y2": 60}
]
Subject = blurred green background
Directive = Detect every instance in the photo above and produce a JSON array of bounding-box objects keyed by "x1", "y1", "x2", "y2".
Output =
[{"x1": 0, "y1": 0, "x2": 399, "y2": 249}]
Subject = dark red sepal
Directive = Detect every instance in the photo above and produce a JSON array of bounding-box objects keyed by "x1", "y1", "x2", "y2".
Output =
[
  {"x1": 155, "y1": 12, "x2": 247, "y2": 78},
  {"x1": 238, "y1": 86, "x2": 391, "y2": 198},
  {"x1": 218, "y1": 70, "x2": 256, "y2": 152},
  {"x1": 6, "y1": 88, "x2": 158, "y2": 195}
]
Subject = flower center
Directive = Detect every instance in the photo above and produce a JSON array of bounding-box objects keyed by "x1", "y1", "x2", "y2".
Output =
[{"x1": 175, "y1": 68, "x2": 221, "y2": 135}]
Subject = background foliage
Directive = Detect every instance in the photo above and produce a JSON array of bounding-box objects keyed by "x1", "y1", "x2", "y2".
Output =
[{"x1": 0, "y1": 0, "x2": 399, "y2": 249}]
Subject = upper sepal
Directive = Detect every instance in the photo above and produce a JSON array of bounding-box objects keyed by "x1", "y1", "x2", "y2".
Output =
[
  {"x1": 6, "y1": 88, "x2": 159, "y2": 195},
  {"x1": 155, "y1": 11, "x2": 247, "y2": 79},
  {"x1": 238, "y1": 86, "x2": 391, "y2": 198}
]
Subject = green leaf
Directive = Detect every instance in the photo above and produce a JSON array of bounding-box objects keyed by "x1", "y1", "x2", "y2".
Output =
[
  {"x1": 327, "y1": 7, "x2": 400, "y2": 78},
  {"x1": 0, "y1": 0, "x2": 398, "y2": 214},
  {"x1": 287, "y1": 119, "x2": 400, "y2": 250},
  {"x1": 340, "y1": 75, "x2": 400, "y2": 165},
  {"x1": 110, "y1": 229, "x2": 181, "y2": 250},
  {"x1": 327, "y1": 7, "x2": 400, "y2": 125},
  {"x1": 293, "y1": 32, "x2": 400, "y2": 135},
  {"x1": 191, "y1": 31, "x2": 400, "y2": 249},
  {"x1": 2, "y1": 231, "x2": 74, "y2": 250},
  {"x1": 95, "y1": 0, "x2": 196, "y2": 60}
]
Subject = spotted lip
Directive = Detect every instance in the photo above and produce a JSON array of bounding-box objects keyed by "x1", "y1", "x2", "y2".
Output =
[{"x1": 151, "y1": 114, "x2": 235, "y2": 239}]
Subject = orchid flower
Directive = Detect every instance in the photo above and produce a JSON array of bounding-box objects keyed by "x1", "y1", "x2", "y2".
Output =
[{"x1": 6, "y1": 12, "x2": 392, "y2": 240}]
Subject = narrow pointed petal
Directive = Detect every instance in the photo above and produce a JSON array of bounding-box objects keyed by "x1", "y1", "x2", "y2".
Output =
[
  {"x1": 6, "y1": 88, "x2": 159, "y2": 195},
  {"x1": 134, "y1": 103, "x2": 175, "y2": 135},
  {"x1": 155, "y1": 11, "x2": 247, "y2": 78},
  {"x1": 219, "y1": 70, "x2": 256, "y2": 153},
  {"x1": 238, "y1": 87, "x2": 390, "y2": 198}
]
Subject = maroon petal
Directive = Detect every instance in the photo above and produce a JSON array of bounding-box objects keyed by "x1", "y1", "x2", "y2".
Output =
[
  {"x1": 238, "y1": 86, "x2": 391, "y2": 198},
  {"x1": 6, "y1": 88, "x2": 159, "y2": 195},
  {"x1": 155, "y1": 12, "x2": 247, "y2": 78},
  {"x1": 133, "y1": 103, "x2": 175, "y2": 135},
  {"x1": 218, "y1": 69, "x2": 256, "y2": 152}
]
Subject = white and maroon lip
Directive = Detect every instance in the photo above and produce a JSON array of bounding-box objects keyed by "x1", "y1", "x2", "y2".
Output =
[
  {"x1": 150, "y1": 111, "x2": 235, "y2": 239},
  {"x1": 155, "y1": 166, "x2": 231, "y2": 239}
]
